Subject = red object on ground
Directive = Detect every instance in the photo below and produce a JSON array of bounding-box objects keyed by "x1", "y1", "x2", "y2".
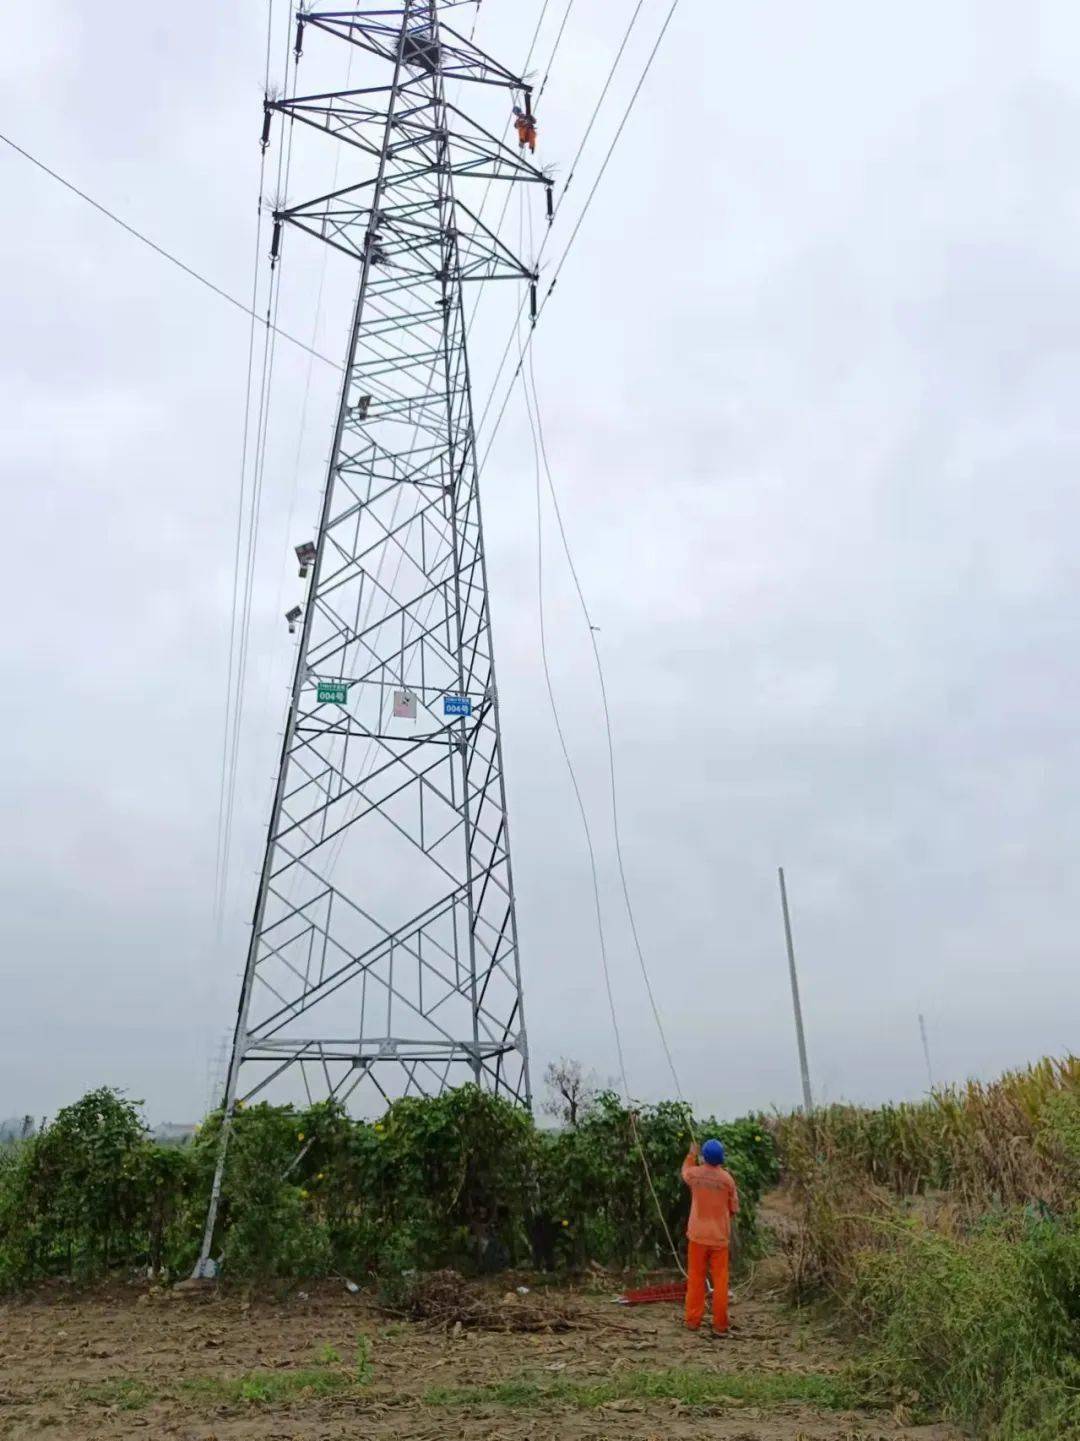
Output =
[{"x1": 618, "y1": 1281, "x2": 687, "y2": 1305}]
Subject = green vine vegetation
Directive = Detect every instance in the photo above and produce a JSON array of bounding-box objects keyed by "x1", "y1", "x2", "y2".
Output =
[{"x1": 0, "y1": 1085, "x2": 776, "y2": 1292}]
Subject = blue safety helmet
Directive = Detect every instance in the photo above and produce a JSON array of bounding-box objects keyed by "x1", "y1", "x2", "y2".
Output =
[{"x1": 701, "y1": 1138, "x2": 725, "y2": 1166}]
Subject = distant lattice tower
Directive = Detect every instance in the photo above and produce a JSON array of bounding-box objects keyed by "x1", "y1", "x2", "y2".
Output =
[{"x1": 197, "y1": 2, "x2": 550, "y2": 1274}]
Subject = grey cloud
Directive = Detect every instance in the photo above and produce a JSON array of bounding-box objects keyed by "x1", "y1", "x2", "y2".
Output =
[{"x1": 3, "y1": 1, "x2": 1080, "y2": 1123}]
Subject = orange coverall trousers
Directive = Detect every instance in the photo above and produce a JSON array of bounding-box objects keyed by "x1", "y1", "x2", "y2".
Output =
[{"x1": 685, "y1": 1239, "x2": 730, "y2": 1333}]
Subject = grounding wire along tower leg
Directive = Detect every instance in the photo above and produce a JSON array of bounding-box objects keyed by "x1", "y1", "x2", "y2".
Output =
[{"x1": 196, "y1": 1, "x2": 551, "y2": 1276}]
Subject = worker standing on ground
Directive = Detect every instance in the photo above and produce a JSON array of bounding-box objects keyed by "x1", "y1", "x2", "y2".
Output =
[
  {"x1": 513, "y1": 105, "x2": 537, "y2": 153},
  {"x1": 681, "y1": 1138, "x2": 739, "y2": 1337}
]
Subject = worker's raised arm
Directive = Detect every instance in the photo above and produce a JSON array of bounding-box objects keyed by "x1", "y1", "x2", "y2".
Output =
[{"x1": 681, "y1": 1147, "x2": 698, "y2": 1184}]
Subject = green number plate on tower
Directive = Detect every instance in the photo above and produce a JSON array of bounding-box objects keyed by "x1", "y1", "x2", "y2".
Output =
[{"x1": 317, "y1": 681, "x2": 349, "y2": 704}]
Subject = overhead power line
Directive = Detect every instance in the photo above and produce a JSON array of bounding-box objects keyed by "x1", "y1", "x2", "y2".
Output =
[
  {"x1": 556, "y1": 0, "x2": 648, "y2": 203},
  {"x1": 527, "y1": 339, "x2": 690, "y2": 1119},
  {"x1": 534, "y1": 0, "x2": 575, "y2": 102},
  {"x1": 213, "y1": 129, "x2": 270, "y2": 938},
  {"x1": 216, "y1": 4, "x2": 301, "y2": 934},
  {"x1": 477, "y1": 0, "x2": 683, "y2": 463},
  {"x1": 518, "y1": 184, "x2": 690, "y2": 1112},
  {"x1": 0, "y1": 129, "x2": 341, "y2": 371},
  {"x1": 213, "y1": 0, "x2": 283, "y2": 938},
  {"x1": 516, "y1": 190, "x2": 683, "y2": 1271}
]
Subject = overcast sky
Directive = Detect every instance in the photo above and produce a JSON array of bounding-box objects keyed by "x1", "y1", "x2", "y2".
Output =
[{"x1": 3, "y1": 1, "x2": 1080, "y2": 1125}]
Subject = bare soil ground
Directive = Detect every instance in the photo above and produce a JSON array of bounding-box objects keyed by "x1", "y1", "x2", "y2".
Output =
[{"x1": 0, "y1": 1261, "x2": 961, "y2": 1441}]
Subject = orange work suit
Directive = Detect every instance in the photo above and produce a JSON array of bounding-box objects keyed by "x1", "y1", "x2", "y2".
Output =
[
  {"x1": 681, "y1": 1149, "x2": 739, "y2": 1333},
  {"x1": 515, "y1": 117, "x2": 537, "y2": 153}
]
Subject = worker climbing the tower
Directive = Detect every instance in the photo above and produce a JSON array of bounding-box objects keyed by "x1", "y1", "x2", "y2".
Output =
[
  {"x1": 681, "y1": 1137, "x2": 739, "y2": 1337},
  {"x1": 513, "y1": 105, "x2": 537, "y2": 153}
]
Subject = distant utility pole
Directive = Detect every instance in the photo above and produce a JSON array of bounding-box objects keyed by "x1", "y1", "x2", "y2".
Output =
[
  {"x1": 778, "y1": 867, "x2": 814, "y2": 1114},
  {"x1": 918, "y1": 1011, "x2": 935, "y2": 1090}
]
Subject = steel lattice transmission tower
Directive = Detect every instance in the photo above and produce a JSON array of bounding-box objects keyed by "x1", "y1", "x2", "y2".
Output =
[{"x1": 197, "y1": 1, "x2": 549, "y2": 1272}]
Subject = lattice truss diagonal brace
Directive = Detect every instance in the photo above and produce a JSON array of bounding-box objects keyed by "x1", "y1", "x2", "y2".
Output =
[{"x1": 231, "y1": 4, "x2": 551, "y2": 1115}]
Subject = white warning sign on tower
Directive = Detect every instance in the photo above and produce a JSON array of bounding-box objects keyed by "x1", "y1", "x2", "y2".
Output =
[{"x1": 393, "y1": 689, "x2": 417, "y2": 720}]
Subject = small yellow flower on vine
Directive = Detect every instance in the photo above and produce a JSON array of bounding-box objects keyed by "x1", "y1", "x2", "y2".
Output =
[
  {"x1": 297, "y1": 1131, "x2": 305, "y2": 1141},
  {"x1": 561, "y1": 1219, "x2": 569, "y2": 1227}
]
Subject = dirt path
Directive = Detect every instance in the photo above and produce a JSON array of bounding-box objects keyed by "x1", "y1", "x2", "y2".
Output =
[{"x1": 0, "y1": 1261, "x2": 958, "y2": 1440}]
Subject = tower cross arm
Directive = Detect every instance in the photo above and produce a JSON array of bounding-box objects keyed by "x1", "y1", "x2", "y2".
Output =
[{"x1": 304, "y1": 9, "x2": 532, "y2": 92}]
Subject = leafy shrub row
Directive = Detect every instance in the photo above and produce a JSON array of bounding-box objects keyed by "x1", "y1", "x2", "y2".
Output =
[{"x1": 0, "y1": 1085, "x2": 777, "y2": 1290}]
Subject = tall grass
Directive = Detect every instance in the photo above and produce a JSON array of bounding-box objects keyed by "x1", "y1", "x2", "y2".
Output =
[
  {"x1": 773, "y1": 1055, "x2": 1080, "y2": 1441},
  {"x1": 774, "y1": 1055, "x2": 1080, "y2": 1208},
  {"x1": 853, "y1": 1216, "x2": 1080, "y2": 1441}
]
